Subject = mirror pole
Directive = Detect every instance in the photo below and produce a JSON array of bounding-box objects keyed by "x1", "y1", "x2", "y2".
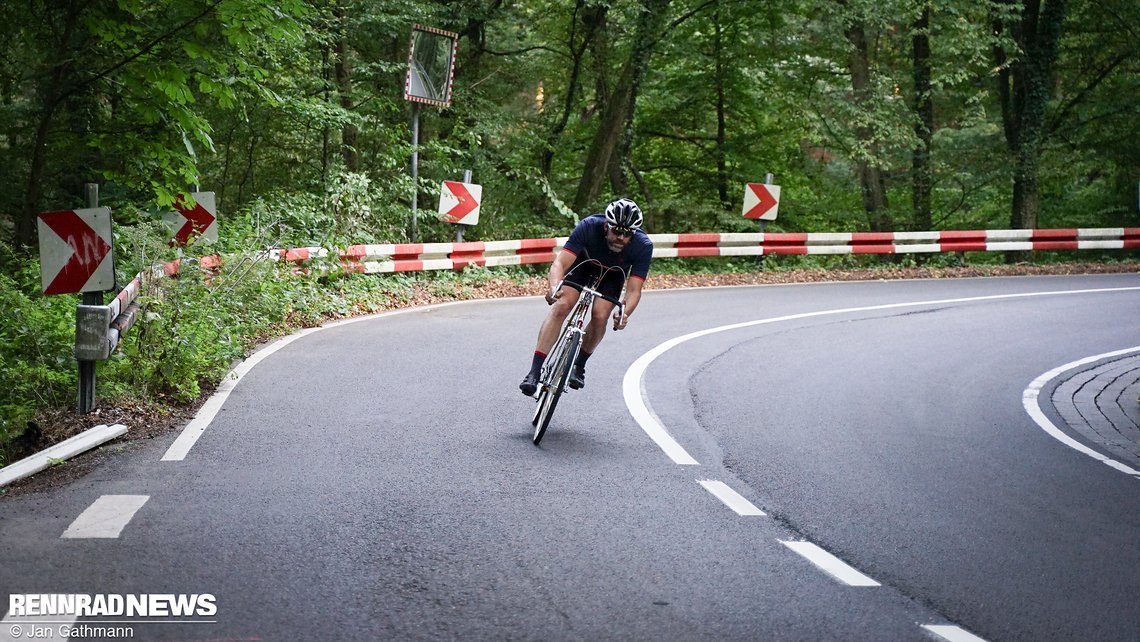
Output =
[{"x1": 410, "y1": 102, "x2": 420, "y2": 242}]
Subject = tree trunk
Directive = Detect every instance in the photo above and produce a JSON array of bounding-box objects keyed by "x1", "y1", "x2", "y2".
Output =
[
  {"x1": 17, "y1": 0, "x2": 84, "y2": 248},
  {"x1": 994, "y1": 0, "x2": 1067, "y2": 232},
  {"x1": 911, "y1": 2, "x2": 933, "y2": 233},
  {"x1": 845, "y1": 22, "x2": 891, "y2": 232},
  {"x1": 572, "y1": 0, "x2": 671, "y2": 213},
  {"x1": 334, "y1": 3, "x2": 359, "y2": 172},
  {"x1": 321, "y1": 45, "x2": 331, "y2": 186},
  {"x1": 19, "y1": 64, "x2": 69, "y2": 248},
  {"x1": 714, "y1": 1, "x2": 730, "y2": 210},
  {"x1": 541, "y1": 0, "x2": 605, "y2": 177}
]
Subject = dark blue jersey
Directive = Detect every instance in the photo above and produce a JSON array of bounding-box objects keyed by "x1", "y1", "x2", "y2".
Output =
[{"x1": 563, "y1": 214, "x2": 653, "y2": 281}]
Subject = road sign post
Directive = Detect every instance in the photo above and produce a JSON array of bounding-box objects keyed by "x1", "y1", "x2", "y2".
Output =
[
  {"x1": 79, "y1": 185, "x2": 106, "y2": 412},
  {"x1": 35, "y1": 183, "x2": 115, "y2": 413}
]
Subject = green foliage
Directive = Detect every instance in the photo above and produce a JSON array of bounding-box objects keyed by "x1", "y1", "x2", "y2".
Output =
[
  {"x1": 226, "y1": 172, "x2": 412, "y2": 249},
  {"x1": 0, "y1": 245, "x2": 78, "y2": 462},
  {"x1": 104, "y1": 257, "x2": 289, "y2": 403}
]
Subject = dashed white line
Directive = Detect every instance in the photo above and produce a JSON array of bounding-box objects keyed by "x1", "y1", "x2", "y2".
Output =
[
  {"x1": 698, "y1": 480, "x2": 765, "y2": 515},
  {"x1": 922, "y1": 624, "x2": 990, "y2": 642},
  {"x1": 61, "y1": 495, "x2": 149, "y2": 539},
  {"x1": 1022, "y1": 345, "x2": 1140, "y2": 479},
  {"x1": 779, "y1": 540, "x2": 881, "y2": 587}
]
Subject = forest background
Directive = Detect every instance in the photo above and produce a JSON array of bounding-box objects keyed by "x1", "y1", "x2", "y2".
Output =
[{"x1": 0, "y1": 0, "x2": 1137, "y2": 463}]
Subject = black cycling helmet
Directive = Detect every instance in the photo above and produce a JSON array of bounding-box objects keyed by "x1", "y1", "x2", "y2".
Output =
[{"x1": 604, "y1": 198, "x2": 643, "y2": 230}]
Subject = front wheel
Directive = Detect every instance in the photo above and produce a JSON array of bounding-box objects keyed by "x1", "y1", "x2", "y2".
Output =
[
  {"x1": 532, "y1": 327, "x2": 572, "y2": 427},
  {"x1": 533, "y1": 331, "x2": 580, "y2": 445}
]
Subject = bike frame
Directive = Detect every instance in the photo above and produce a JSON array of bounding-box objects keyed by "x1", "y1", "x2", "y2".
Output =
[{"x1": 531, "y1": 259, "x2": 626, "y2": 444}]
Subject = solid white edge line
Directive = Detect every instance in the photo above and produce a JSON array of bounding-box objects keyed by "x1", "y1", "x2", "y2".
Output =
[
  {"x1": 698, "y1": 480, "x2": 765, "y2": 515},
  {"x1": 61, "y1": 494, "x2": 150, "y2": 539},
  {"x1": 160, "y1": 301, "x2": 473, "y2": 461},
  {"x1": 779, "y1": 540, "x2": 881, "y2": 587},
  {"x1": 161, "y1": 327, "x2": 318, "y2": 461},
  {"x1": 623, "y1": 286, "x2": 1140, "y2": 466},
  {"x1": 921, "y1": 624, "x2": 990, "y2": 642},
  {"x1": 1022, "y1": 345, "x2": 1140, "y2": 479}
]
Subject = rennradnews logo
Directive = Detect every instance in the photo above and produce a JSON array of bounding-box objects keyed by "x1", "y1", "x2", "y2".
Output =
[{"x1": 8, "y1": 593, "x2": 217, "y2": 617}]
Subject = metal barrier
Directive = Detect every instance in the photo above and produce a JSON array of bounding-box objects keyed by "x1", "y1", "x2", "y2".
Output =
[
  {"x1": 264, "y1": 228, "x2": 1139, "y2": 274},
  {"x1": 74, "y1": 268, "x2": 157, "y2": 361},
  {"x1": 109, "y1": 226, "x2": 1140, "y2": 349}
]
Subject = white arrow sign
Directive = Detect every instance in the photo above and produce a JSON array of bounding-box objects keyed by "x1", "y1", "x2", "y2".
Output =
[
  {"x1": 742, "y1": 183, "x2": 781, "y2": 221},
  {"x1": 162, "y1": 192, "x2": 218, "y2": 246},
  {"x1": 438, "y1": 181, "x2": 481, "y2": 225},
  {"x1": 37, "y1": 207, "x2": 115, "y2": 295}
]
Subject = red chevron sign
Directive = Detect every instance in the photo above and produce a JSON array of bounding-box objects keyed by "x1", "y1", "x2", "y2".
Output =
[
  {"x1": 169, "y1": 192, "x2": 218, "y2": 246},
  {"x1": 742, "y1": 183, "x2": 781, "y2": 220},
  {"x1": 37, "y1": 208, "x2": 115, "y2": 295},
  {"x1": 438, "y1": 181, "x2": 482, "y2": 225}
]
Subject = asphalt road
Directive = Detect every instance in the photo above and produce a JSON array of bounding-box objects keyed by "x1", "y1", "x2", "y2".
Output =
[{"x1": 1, "y1": 273, "x2": 1138, "y2": 641}]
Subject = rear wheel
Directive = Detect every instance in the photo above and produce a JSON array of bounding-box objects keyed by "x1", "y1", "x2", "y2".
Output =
[{"x1": 533, "y1": 331, "x2": 580, "y2": 445}]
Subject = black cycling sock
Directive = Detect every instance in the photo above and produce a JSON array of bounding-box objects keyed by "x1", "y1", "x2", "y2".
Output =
[
  {"x1": 530, "y1": 351, "x2": 546, "y2": 376},
  {"x1": 574, "y1": 350, "x2": 592, "y2": 368}
]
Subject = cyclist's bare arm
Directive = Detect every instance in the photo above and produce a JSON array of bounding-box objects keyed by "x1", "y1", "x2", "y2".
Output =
[
  {"x1": 614, "y1": 277, "x2": 644, "y2": 330},
  {"x1": 545, "y1": 249, "x2": 577, "y2": 304}
]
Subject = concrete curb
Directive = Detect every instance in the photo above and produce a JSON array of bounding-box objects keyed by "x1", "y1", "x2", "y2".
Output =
[{"x1": 0, "y1": 423, "x2": 127, "y2": 487}]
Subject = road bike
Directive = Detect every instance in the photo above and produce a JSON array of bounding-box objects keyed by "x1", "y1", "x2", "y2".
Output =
[{"x1": 531, "y1": 259, "x2": 626, "y2": 445}]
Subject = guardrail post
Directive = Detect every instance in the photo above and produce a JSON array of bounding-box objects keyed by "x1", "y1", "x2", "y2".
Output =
[{"x1": 77, "y1": 183, "x2": 105, "y2": 414}]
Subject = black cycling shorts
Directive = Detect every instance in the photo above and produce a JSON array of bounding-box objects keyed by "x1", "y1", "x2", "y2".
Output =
[{"x1": 562, "y1": 259, "x2": 626, "y2": 302}]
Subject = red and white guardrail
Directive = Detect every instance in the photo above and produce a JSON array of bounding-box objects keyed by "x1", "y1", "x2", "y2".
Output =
[
  {"x1": 85, "y1": 227, "x2": 1135, "y2": 359},
  {"x1": 269, "y1": 238, "x2": 569, "y2": 273},
  {"x1": 265, "y1": 228, "x2": 1139, "y2": 274},
  {"x1": 652, "y1": 228, "x2": 1140, "y2": 257}
]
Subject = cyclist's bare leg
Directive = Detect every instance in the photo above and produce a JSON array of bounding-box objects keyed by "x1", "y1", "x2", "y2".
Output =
[
  {"x1": 581, "y1": 299, "x2": 614, "y2": 355},
  {"x1": 535, "y1": 285, "x2": 582, "y2": 354}
]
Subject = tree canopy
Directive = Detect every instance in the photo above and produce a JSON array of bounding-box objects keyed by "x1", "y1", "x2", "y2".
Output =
[{"x1": 1, "y1": 0, "x2": 1136, "y2": 250}]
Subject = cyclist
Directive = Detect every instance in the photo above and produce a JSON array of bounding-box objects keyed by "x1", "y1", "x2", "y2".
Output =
[{"x1": 519, "y1": 198, "x2": 653, "y2": 396}]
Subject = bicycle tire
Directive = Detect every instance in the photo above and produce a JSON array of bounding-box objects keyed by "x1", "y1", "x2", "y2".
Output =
[
  {"x1": 531, "y1": 318, "x2": 576, "y2": 426},
  {"x1": 531, "y1": 333, "x2": 566, "y2": 426},
  {"x1": 533, "y1": 331, "x2": 580, "y2": 445}
]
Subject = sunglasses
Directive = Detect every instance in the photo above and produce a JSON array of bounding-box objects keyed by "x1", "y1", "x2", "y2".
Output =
[{"x1": 609, "y1": 226, "x2": 635, "y2": 238}]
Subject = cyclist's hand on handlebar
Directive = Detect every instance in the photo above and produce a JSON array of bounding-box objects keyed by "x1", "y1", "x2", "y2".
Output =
[
  {"x1": 545, "y1": 287, "x2": 562, "y2": 305},
  {"x1": 613, "y1": 311, "x2": 628, "y2": 330}
]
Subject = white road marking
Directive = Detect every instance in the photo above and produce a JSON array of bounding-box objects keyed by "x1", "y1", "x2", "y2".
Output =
[
  {"x1": 922, "y1": 624, "x2": 990, "y2": 642},
  {"x1": 1022, "y1": 346, "x2": 1140, "y2": 479},
  {"x1": 779, "y1": 540, "x2": 881, "y2": 586},
  {"x1": 61, "y1": 495, "x2": 150, "y2": 539},
  {"x1": 623, "y1": 285, "x2": 1140, "y2": 465},
  {"x1": 162, "y1": 327, "x2": 321, "y2": 461},
  {"x1": 698, "y1": 480, "x2": 765, "y2": 515},
  {"x1": 162, "y1": 302, "x2": 470, "y2": 461},
  {"x1": 0, "y1": 612, "x2": 79, "y2": 641}
]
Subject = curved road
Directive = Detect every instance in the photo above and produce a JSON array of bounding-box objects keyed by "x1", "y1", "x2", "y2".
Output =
[{"x1": 1, "y1": 274, "x2": 1138, "y2": 641}]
